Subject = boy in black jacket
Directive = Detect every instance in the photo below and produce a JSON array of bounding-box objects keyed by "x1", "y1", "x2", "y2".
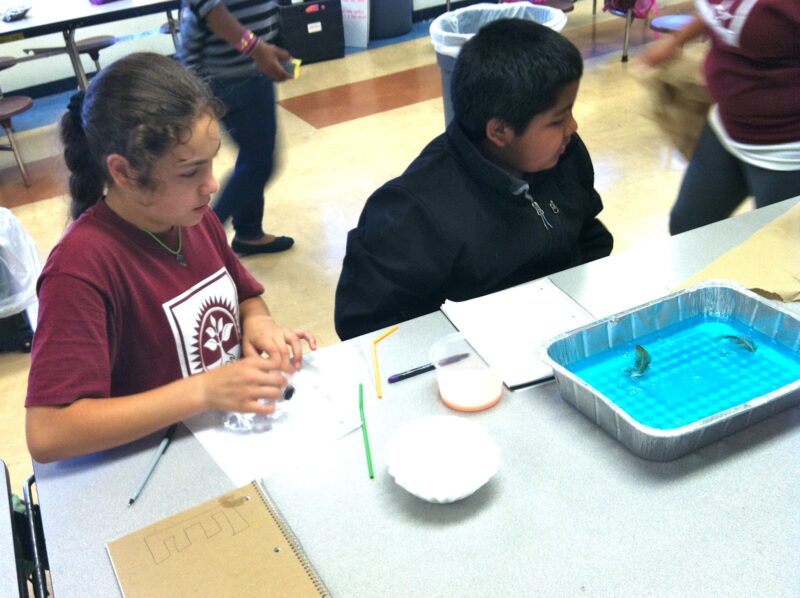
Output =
[{"x1": 334, "y1": 18, "x2": 612, "y2": 340}]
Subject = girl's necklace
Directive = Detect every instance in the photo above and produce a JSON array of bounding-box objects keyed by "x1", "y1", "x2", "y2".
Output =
[{"x1": 140, "y1": 226, "x2": 187, "y2": 267}]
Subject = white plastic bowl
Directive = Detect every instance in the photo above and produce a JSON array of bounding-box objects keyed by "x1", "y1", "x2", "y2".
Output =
[{"x1": 386, "y1": 416, "x2": 500, "y2": 503}]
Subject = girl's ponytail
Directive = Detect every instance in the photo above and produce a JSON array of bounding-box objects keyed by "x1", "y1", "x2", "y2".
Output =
[{"x1": 60, "y1": 92, "x2": 104, "y2": 220}]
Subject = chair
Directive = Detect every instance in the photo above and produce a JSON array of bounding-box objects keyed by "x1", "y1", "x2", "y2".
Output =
[
  {"x1": 2, "y1": 460, "x2": 28, "y2": 597},
  {"x1": 0, "y1": 57, "x2": 33, "y2": 187},
  {"x1": 23, "y1": 34, "x2": 117, "y2": 74},
  {"x1": 649, "y1": 13, "x2": 693, "y2": 34},
  {"x1": 0, "y1": 97, "x2": 33, "y2": 187},
  {"x1": 22, "y1": 476, "x2": 49, "y2": 598},
  {"x1": 160, "y1": 10, "x2": 180, "y2": 50},
  {"x1": 608, "y1": 6, "x2": 637, "y2": 62},
  {"x1": 606, "y1": 1, "x2": 658, "y2": 63}
]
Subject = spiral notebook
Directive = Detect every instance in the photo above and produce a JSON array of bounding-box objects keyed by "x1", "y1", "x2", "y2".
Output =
[{"x1": 107, "y1": 481, "x2": 329, "y2": 597}]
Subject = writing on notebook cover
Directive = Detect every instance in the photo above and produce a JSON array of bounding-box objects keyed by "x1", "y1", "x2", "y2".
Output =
[{"x1": 144, "y1": 497, "x2": 252, "y2": 564}]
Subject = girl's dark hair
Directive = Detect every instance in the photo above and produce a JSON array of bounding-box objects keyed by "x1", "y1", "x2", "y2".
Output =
[
  {"x1": 61, "y1": 52, "x2": 223, "y2": 220},
  {"x1": 452, "y1": 19, "x2": 583, "y2": 140}
]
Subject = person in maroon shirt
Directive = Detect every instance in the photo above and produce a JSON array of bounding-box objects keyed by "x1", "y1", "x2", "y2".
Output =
[
  {"x1": 25, "y1": 53, "x2": 315, "y2": 463},
  {"x1": 641, "y1": 0, "x2": 800, "y2": 234}
]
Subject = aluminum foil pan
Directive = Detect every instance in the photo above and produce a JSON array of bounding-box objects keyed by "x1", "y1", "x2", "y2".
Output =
[{"x1": 540, "y1": 280, "x2": 800, "y2": 461}]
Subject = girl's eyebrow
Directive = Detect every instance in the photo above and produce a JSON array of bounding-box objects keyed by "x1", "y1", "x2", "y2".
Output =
[{"x1": 175, "y1": 139, "x2": 222, "y2": 167}]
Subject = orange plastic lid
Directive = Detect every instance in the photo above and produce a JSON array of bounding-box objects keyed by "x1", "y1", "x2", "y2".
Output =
[{"x1": 440, "y1": 391, "x2": 502, "y2": 412}]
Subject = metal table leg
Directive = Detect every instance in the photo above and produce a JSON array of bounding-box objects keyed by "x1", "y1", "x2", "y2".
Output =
[{"x1": 63, "y1": 29, "x2": 89, "y2": 91}]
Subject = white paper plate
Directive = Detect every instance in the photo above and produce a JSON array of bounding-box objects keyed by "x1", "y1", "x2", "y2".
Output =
[{"x1": 386, "y1": 416, "x2": 500, "y2": 504}]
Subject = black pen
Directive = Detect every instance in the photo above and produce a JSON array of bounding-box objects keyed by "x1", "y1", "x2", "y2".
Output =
[
  {"x1": 387, "y1": 352, "x2": 470, "y2": 384},
  {"x1": 128, "y1": 424, "x2": 178, "y2": 507}
]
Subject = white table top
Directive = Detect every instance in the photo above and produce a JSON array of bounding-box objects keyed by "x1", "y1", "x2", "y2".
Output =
[
  {"x1": 33, "y1": 197, "x2": 800, "y2": 597},
  {"x1": 0, "y1": 0, "x2": 178, "y2": 41}
]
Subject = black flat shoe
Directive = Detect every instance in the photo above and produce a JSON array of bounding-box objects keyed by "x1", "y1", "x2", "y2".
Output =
[{"x1": 232, "y1": 236, "x2": 295, "y2": 255}]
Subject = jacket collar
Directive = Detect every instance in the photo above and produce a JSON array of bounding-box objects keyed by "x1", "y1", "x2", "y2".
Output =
[{"x1": 445, "y1": 120, "x2": 529, "y2": 198}]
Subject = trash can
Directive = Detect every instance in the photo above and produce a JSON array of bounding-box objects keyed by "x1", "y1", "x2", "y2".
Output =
[
  {"x1": 430, "y1": 3, "x2": 567, "y2": 126},
  {"x1": 370, "y1": 0, "x2": 413, "y2": 40}
]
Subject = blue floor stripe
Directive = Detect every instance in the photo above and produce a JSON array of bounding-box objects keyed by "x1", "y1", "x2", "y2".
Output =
[{"x1": 12, "y1": 89, "x2": 74, "y2": 133}]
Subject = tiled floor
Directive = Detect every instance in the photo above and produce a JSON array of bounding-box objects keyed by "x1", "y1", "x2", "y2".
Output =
[{"x1": 1, "y1": 0, "x2": 718, "y2": 492}]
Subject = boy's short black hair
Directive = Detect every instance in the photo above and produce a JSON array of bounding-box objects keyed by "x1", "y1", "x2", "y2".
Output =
[{"x1": 452, "y1": 18, "x2": 583, "y2": 140}]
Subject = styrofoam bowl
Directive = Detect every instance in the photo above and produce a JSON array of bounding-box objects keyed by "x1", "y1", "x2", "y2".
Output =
[{"x1": 386, "y1": 415, "x2": 500, "y2": 503}]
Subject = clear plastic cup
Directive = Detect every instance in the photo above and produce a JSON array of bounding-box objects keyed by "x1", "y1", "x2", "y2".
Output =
[
  {"x1": 429, "y1": 333, "x2": 503, "y2": 412},
  {"x1": 222, "y1": 376, "x2": 294, "y2": 432}
]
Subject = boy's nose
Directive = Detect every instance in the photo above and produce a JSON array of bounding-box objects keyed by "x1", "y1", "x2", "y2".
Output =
[{"x1": 567, "y1": 113, "x2": 578, "y2": 135}]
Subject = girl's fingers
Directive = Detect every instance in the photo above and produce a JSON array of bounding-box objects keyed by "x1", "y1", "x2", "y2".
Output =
[
  {"x1": 251, "y1": 399, "x2": 278, "y2": 415},
  {"x1": 296, "y1": 329, "x2": 318, "y2": 350}
]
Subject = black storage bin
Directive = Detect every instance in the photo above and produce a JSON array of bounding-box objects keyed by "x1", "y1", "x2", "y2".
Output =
[
  {"x1": 0, "y1": 310, "x2": 33, "y2": 353},
  {"x1": 370, "y1": 0, "x2": 412, "y2": 40},
  {"x1": 278, "y1": 0, "x2": 345, "y2": 64}
]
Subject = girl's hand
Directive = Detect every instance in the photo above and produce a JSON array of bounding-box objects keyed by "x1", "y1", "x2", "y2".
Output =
[
  {"x1": 252, "y1": 41, "x2": 293, "y2": 82},
  {"x1": 198, "y1": 356, "x2": 288, "y2": 414},
  {"x1": 638, "y1": 37, "x2": 681, "y2": 67},
  {"x1": 242, "y1": 314, "x2": 317, "y2": 370}
]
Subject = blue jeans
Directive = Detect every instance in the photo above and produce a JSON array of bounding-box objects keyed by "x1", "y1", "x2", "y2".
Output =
[
  {"x1": 210, "y1": 74, "x2": 277, "y2": 240},
  {"x1": 670, "y1": 124, "x2": 800, "y2": 235}
]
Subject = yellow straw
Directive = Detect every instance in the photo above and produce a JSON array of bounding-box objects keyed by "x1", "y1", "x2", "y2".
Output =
[{"x1": 372, "y1": 325, "x2": 398, "y2": 398}]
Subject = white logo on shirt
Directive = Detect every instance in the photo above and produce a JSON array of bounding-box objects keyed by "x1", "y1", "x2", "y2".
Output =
[
  {"x1": 192, "y1": 298, "x2": 240, "y2": 371},
  {"x1": 163, "y1": 268, "x2": 242, "y2": 377},
  {"x1": 697, "y1": 0, "x2": 759, "y2": 47}
]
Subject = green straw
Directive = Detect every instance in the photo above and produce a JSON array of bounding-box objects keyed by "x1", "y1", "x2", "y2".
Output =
[{"x1": 359, "y1": 383, "x2": 374, "y2": 479}]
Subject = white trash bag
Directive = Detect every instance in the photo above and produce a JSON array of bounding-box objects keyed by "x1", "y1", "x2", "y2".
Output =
[
  {"x1": 0, "y1": 207, "x2": 41, "y2": 318},
  {"x1": 430, "y1": 3, "x2": 568, "y2": 59}
]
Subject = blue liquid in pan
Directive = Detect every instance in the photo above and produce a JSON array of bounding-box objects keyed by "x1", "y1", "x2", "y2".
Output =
[{"x1": 567, "y1": 315, "x2": 800, "y2": 430}]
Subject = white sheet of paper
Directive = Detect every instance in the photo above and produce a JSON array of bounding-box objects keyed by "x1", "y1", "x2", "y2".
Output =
[
  {"x1": 441, "y1": 278, "x2": 594, "y2": 388},
  {"x1": 184, "y1": 345, "x2": 368, "y2": 486}
]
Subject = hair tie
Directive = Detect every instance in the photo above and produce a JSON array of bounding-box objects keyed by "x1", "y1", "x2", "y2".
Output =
[{"x1": 67, "y1": 91, "x2": 85, "y2": 127}]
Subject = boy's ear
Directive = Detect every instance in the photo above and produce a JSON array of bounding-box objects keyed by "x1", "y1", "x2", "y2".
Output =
[
  {"x1": 485, "y1": 117, "x2": 515, "y2": 148},
  {"x1": 105, "y1": 154, "x2": 137, "y2": 189}
]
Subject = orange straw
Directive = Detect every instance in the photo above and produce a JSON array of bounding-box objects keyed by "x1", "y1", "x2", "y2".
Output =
[{"x1": 372, "y1": 325, "x2": 398, "y2": 398}]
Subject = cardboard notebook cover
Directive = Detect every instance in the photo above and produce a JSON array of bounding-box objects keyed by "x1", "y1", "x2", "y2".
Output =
[{"x1": 107, "y1": 481, "x2": 329, "y2": 597}]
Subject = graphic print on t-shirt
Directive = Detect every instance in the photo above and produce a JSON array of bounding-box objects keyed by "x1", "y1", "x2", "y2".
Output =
[
  {"x1": 698, "y1": 0, "x2": 758, "y2": 46},
  {"x1": 163, "y1": 267, "x2": 242, "y2": 378}
]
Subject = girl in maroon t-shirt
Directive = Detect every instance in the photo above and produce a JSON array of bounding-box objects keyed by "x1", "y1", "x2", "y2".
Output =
[
  {"x1": 641, "y1": 0, "x2": 800, "y2": 234},
  {"x1": 25, "y1": 53, "x2": 315, "y2": 463}
]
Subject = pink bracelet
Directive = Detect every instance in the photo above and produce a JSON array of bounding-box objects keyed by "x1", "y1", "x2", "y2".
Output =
[
  {"x1": 238, "y1": 30, "x2": 258, "y2": 55},
  {"x1": 243, "y1": 37, "x2": 260, "y2": 55}
]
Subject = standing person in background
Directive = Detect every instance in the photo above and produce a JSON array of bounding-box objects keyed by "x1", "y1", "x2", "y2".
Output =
[
  {"x1": 179, "y1": 0, "x2": 296, "y2": 255},
  {"x1": 641, "y1": 0, "x2": 800, "y2": 235}
]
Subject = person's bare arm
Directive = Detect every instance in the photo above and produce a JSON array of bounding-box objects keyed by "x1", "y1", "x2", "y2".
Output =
[
  {"x1": 203, "y1": 3, "x2": 292, "y2": 81},
  {"x1": 639, "y1": 16, "x2": 708, "y2": 66},
  {"x1": 26, "y1": 354, "x2": 287, "y2": 463}
]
